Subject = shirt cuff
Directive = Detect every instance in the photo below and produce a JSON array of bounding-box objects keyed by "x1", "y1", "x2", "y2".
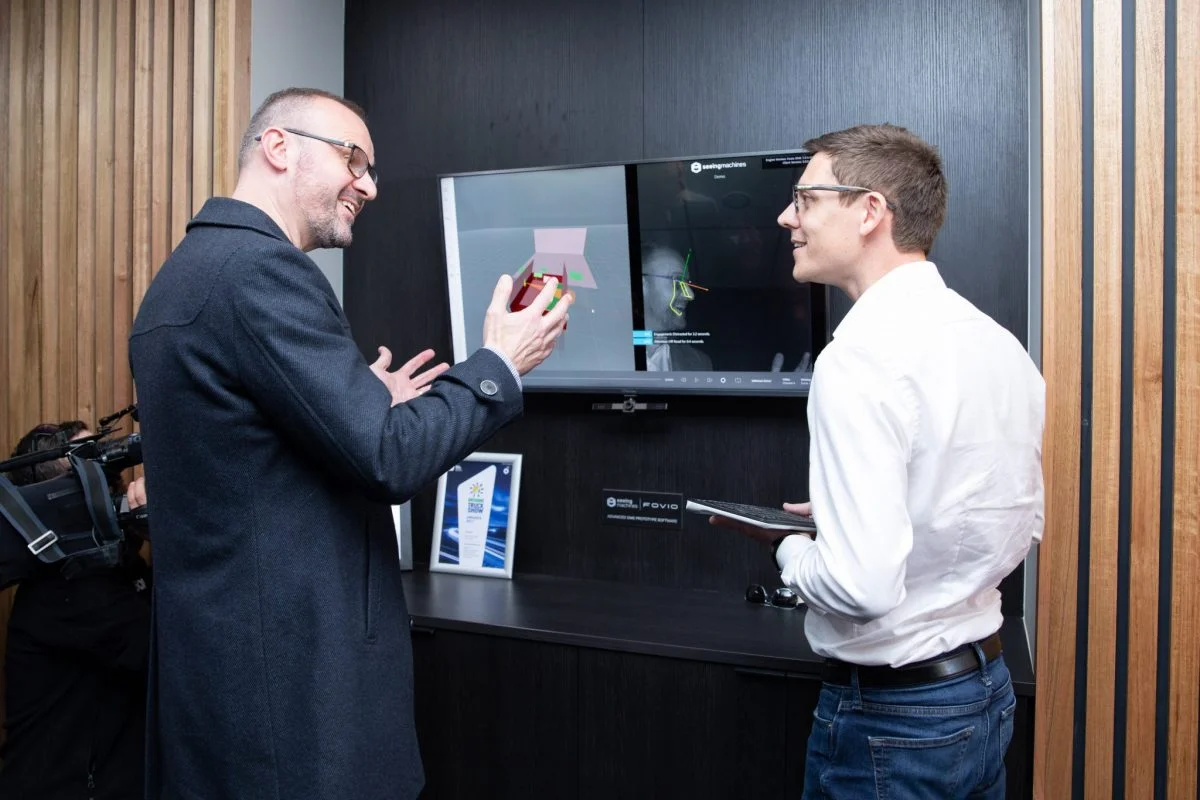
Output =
[
  {"x1": 774, "y1": 532, "x2": 814, "y2": 571},
  {"x1": 482, "y1": 345, "x2": 522, "y2": 390}
]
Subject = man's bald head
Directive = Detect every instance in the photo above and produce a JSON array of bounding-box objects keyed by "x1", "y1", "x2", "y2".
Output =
[{"x1": 238, "y1": 88, "x2": 367, "y2": 171}]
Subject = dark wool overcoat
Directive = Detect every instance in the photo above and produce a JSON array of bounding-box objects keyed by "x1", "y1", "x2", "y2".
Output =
[{"x1": 130, "y1": 198, "x2": 522, "y2": 800}]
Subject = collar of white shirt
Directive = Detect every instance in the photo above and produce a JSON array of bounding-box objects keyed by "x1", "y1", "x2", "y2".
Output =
[{"x1": 833, "y1": 260, "x2": 944, "y2": 341}]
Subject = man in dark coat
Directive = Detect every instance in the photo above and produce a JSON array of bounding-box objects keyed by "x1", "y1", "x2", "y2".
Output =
[{"x1": 128, "y1": 87, "x2": 570, "y2": 800}]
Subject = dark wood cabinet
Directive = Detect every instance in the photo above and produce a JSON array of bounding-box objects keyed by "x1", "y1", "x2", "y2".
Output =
[
  {"x1": 405, "y1": 574, "x2": 1034, "y2": 799},
  {"x1": 410, "y1": 633, "x2": 1033, "y2": 799},
  {"x1": 577, "y1": 652, "x2": 791, "y2": 799},
  {"x1": 411, "y1": 628, "x2": 578, "y2": 798}
]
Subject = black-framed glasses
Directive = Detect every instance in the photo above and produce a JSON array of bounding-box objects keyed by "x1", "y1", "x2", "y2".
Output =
[
  {"x1": 256, "y1": 127, "x2": 378, "y2": 184},
  {"x1": 745, "y1": 583, "x2": 801, "y2": 609},
  {"x1": 792, "y1": 183, "x2": 897, "y2": 213}
]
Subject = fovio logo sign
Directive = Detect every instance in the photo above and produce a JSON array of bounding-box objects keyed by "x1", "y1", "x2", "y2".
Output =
[{"x1": 642, "y1": 501, "x2": 679, "y2": 511}]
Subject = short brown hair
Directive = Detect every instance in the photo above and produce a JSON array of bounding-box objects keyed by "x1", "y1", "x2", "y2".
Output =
[
  {"x1": 804, "y1": 124, "x2": 948, "y2": 254},
  {"x1": 238, "y1": 88, "x2": 368, "y2": 169}
]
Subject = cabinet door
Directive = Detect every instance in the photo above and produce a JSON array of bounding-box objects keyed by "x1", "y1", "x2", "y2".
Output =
[
  {"x1": 411, "y1": 628, "x2": 578, "y2": 799},
  {"x1": 578, "y1": 649, "x2": 790, "y2": 799}
]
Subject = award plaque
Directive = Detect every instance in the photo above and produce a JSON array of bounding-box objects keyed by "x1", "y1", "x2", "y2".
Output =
[{"x1": 430, "y1": 452, "x2": 521, "y2": 578}]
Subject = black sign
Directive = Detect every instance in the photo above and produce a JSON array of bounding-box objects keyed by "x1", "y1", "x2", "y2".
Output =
[{"x1": 600, "y1": 489, "x2": 684, "y2": 530}]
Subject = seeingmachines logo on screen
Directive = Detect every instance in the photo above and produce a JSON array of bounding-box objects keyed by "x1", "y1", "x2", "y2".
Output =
[{"x1": 690, "y1": 160, "x2": 749, "y2": 174}]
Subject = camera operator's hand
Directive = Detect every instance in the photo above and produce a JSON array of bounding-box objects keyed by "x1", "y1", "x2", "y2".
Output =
[
  {"x1": 127, "y1": 476, "x2": 147, "y2": 510},
  {"x1": 369, "y1": 346, "x2": 450, "y2": 406},
  {"x1": 482, "y1": 275, "x2": 570, "y2": 375}
]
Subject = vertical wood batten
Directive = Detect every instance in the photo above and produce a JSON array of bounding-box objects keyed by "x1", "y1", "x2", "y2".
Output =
[
  {"x1": 57, "y1": 0, "x2": 80, "y2": 421},
  {"x1": 170, "y1": 0, "x2": 193, "y2": 248},
  {"x1": 1033, "y1": 0, "x2": 1084, "y2": 795},
  {"x1": 0, "y1": 0, "x2": 10, "y2": 449},
  {"x1": 22, "y1": 2, "x2": 44, "y2": 432},
  {"x1": 0, "y1": 0, "x2": 14, "y2": 749},
  {"x1": 1167, "y1": 0, "x2": 1200, "y2": 794},
  {"x1": 212, "y1": 0, "x2": 250, "y2": 196},
  {"x1": 76, "y1": 0, "x2": 97, "y2": 426},
  {"x1": 93, "y1": 0, "x2": 116, "y2": 429},
  {"x1": 192, "y1": 0, "x2": 213, "y2": 215},
  {"x1": 111, "y1": 0, "x2": 133, "y2": 418},
  {"x1": 130, "y1": 0, "x2": 152, "y2": 348},
  {"x1": 150, "y1": 0, "x2": 171, "y2": 291},
  {"x1": 1124, "y1": 0, "x2": 1166, "y2": 794},
  {"x1": 40, "y1": 0, "x2": 59, "y2": 420},
  {"x1": 1083, "y1": 1, "x2": 1123, "y2": 793}
]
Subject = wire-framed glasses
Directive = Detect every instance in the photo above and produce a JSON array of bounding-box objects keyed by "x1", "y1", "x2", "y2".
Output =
[
  {"x1": 792, "y1": 183, "x2": 897, "y2": 214},
  {"x1": 256, "y1": 127, "x2": 379, "y2": 184}
]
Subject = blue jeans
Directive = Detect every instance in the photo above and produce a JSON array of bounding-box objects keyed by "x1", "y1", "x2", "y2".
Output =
[{"x1": 802, "y1": 647, "x2": 1016, "y2": 799}]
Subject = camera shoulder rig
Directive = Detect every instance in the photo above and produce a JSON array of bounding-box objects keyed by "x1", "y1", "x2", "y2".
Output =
[{"x1": 0, "y1": 453, "x2": 124, "y2": 589}]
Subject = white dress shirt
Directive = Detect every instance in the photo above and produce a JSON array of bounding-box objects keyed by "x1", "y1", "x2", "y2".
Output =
[{"x1": 775, "y1": 261, "x2": 1044, "y2": 667}]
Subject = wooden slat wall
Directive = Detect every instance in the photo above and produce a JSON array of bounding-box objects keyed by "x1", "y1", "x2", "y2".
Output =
[
  {"x1": 1035, "y1": 0, "x2": 1200, "y2": 797},
  {"x1": 0, "y1": 0, "x2": 250, "y2": 747}
]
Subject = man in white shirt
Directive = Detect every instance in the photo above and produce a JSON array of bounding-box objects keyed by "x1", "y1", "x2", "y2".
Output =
[{"x1": 713, "y1": 124, "x2": 1044, "y2": 799}]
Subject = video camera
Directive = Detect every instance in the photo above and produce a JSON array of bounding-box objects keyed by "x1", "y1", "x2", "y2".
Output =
[{"x1": 0, "y1": 404, "x2": 146, "y2": 589}]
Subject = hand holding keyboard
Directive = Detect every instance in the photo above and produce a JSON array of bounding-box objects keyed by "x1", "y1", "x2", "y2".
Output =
[{"x1": 686, "y1": 498, "x2": 817, "y2": 532}]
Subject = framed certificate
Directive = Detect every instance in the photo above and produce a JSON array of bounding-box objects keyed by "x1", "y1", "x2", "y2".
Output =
[{"x1": 430, "y1": 451, "x2": 522, "y2": 578}]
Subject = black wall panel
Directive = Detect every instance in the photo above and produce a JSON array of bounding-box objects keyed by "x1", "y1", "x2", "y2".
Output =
[
  {"x1": 641, "y1": 0, "x2": 1030, "y2": 337},
  {"x1": 344, "y1": 0, "x2": 1031, "y2": 599}
]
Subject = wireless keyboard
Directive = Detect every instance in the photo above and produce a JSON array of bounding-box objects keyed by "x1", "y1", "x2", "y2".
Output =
[{"x1": 686, "y1": 498, "x2": 817, "y2": 532}]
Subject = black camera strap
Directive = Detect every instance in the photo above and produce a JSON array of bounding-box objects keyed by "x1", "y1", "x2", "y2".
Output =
[
  {"x1": 67, "y1": 453, "x2": 123, "y2": 547},
  {"x1": 0, "y1": 472, "x2": 69, "y2": 563}
]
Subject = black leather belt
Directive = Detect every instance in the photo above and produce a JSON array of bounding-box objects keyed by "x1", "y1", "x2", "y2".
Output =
[{"x1": 822, "y1": 631, "x2": 1003, "y2": 688}]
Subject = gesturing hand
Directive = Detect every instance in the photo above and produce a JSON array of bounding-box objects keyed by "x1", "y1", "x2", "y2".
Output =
[
  {"x1": 481, "y1": 274, "x2": 571, "y2": 375},
  {"x1": 370, "y1": 346, "x2": 450, "y2": 406}
]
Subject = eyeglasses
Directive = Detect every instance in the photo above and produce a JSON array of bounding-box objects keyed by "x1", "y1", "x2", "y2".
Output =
[
  {"x1": 792, "y1": 183, "x2": 897, "y2": 214},
  {"x1": 745, "y1": 583, "x2": 801, "y2": 609},
  {"x1": 256, "y1": 127, "x2": 379, "y2": 184}
]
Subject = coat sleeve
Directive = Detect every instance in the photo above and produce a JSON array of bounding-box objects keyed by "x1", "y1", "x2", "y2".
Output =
[{"x1": 222, "y1": 241, "x2": 523, "y2": 502}]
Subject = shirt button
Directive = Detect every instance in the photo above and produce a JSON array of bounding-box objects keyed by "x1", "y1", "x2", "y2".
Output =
[{"x1": 479, "y1": 379, "x2": 499, "y2": 396}]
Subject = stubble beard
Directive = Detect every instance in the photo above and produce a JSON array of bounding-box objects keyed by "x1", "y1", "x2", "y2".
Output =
[
  {"x1": 296, "y1": 171, "x2": 354, "y2": 250},
  {"x1": 307, "y1": 198, "x2": 353, "y2": 250}
]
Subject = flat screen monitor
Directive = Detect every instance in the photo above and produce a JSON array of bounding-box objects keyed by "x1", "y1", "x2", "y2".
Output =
[{"x1": 439, "y1": 150, "x2": 828, "y2": 396}]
